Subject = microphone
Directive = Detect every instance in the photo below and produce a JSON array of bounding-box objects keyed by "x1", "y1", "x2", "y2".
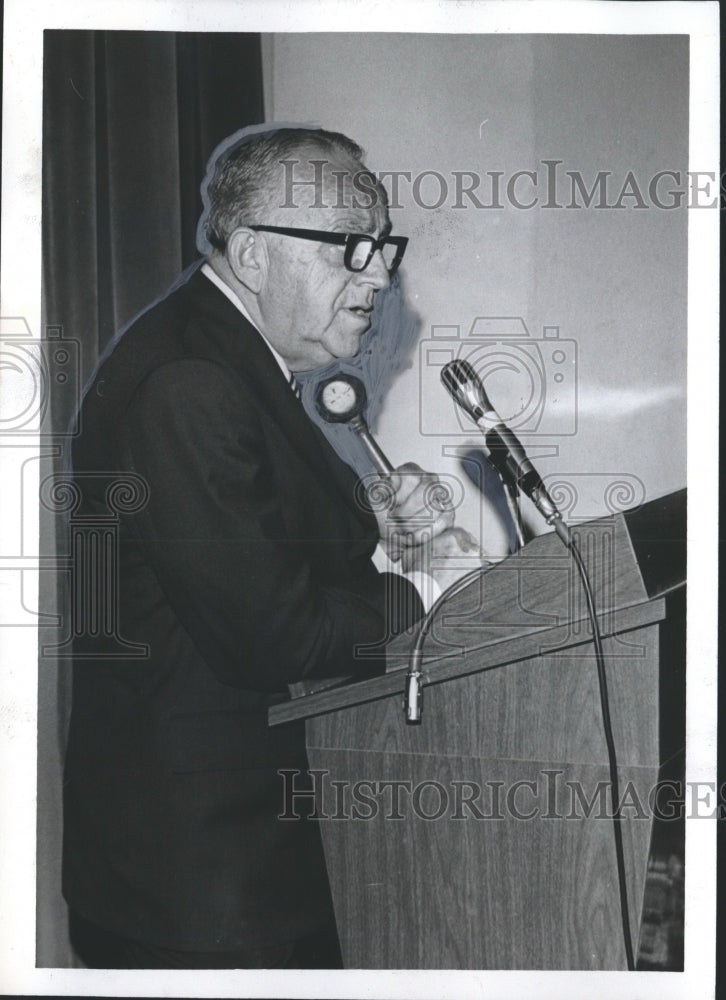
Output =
[
  {"x1": 441, "y1": 359, "x2": 562, "y2": 526},
  {"x1": 314, "y1": 373, "x2": 394, "y2": 474}
]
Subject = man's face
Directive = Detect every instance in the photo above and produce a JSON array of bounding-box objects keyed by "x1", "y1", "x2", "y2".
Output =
[{"x1": 255, "y1": 157, "x2": 392, "y2": 371}]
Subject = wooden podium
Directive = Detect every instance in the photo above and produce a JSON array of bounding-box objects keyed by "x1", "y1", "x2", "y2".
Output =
[{"x1": 269, "y1": 491, "x2": 686, "y2": 969}]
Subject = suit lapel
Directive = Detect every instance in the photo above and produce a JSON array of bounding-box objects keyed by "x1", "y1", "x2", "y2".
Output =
[{"x1": 181, "y1": 269, "x2": 377, "y2": 535}]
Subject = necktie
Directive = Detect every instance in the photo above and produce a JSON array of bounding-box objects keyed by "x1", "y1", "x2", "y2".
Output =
[{"x1": 288, "y1": 372, "x2": 302, "y2": 401}]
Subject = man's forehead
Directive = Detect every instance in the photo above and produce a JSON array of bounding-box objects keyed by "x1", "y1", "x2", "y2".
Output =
[{"x1": 267, "y1": 152, "x2": 387, "y2": 225}]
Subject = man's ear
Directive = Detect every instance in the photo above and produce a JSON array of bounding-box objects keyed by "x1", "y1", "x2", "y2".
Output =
[{"x1": 226, "y1": 228, "x2": 265, "y2": 293}]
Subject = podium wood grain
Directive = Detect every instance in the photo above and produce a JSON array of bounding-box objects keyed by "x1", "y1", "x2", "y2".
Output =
[
  {"x1": 306, "y1": 625, "x2": 659, "y2": 968},
  {"x1": 271, "y1": 503, "x2": 685, "y2": 969}
]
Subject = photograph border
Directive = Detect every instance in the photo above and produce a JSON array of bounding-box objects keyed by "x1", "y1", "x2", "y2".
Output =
[{"x1": 0, "y1": 2, "x2": 719, "y2": 998}]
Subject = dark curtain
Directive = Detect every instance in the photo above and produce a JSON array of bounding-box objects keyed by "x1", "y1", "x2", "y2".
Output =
[{"x1": 38, "y1": 30, "x2": 264, "y2": 967}]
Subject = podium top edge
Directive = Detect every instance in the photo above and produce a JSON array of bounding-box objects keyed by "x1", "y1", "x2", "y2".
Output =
[{"x1": 268, "y1": 596, "x2": 666, "y2": 727}]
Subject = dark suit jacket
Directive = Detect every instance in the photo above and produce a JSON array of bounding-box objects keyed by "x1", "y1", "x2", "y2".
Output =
[{"x1": 62, "y1": 266, "x2": 423, "y2": 951}]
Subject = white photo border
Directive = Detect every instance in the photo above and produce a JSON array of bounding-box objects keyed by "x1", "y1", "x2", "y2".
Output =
[{"x1": 0, "y1": 1, "x2": 719, "y2": 997}]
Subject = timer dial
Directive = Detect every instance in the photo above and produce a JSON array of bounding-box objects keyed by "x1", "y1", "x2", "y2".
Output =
[
  {"x1": 315, "y1": 374, "x2": 367, "y2": 423},
  {"x1": 321, "y1": 380, "x2": 357, "y2": 416}
]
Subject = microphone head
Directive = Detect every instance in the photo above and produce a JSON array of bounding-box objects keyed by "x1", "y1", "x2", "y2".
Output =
[{"x1": 440, "y1": 360, "x2": 494, "y2": 422}]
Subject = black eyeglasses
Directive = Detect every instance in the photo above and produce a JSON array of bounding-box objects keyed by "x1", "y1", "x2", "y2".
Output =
[{"x1": 249, "y1": 225, "x2": 408, "y2": 275}]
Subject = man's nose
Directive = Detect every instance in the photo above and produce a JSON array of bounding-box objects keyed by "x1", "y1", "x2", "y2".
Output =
[{"x1": 359, "y1": 249, "x2": 390, "y2": 290}]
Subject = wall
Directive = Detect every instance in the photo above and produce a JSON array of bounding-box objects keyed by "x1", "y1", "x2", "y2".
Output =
[{"x1": 267, "y1": 33, "x2": 688, "y2": 556}]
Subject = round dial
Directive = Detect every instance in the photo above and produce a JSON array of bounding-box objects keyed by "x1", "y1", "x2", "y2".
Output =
[
  {"x1": 315, "y1": 374, "x2": 367, "y2": 423},
  {"x1": 321, "y1": 380, "x2": 357, "y2": 415}
]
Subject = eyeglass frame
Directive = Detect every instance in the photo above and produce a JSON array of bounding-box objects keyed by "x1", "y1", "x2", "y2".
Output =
[{"x1": 248, "y1": 225, "x2": 408, "y2": 275}]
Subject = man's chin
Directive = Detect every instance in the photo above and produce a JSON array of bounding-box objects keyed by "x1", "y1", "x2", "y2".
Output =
[{"x1": 324, "y1": 329, "x2": 367, "y2": 362}]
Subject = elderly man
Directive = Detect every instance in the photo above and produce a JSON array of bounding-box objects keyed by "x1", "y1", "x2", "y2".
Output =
[{"x1": 62, "y1": 125, "x2": 476, "y2": 969}]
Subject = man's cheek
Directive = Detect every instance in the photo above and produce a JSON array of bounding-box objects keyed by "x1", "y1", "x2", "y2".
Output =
[{"x1": 324, "y1": 326, "x2": 363, "y2": 359}]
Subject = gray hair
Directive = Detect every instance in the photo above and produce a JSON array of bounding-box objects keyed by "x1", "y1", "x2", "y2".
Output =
[{"x1": 198, "y1": 126, "x2": 383, "y2": 253}]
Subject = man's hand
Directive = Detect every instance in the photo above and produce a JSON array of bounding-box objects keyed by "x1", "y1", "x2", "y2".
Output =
[
  {"x1": 401, "y1": 525, "x2": 489, "y2": 593},
  {"x1": 372, "y1": 462, "x2": 455, "y2": 559}
]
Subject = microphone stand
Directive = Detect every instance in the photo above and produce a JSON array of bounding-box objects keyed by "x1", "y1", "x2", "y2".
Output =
[
  {"x1": 501, "y1": 476, "x2": 526, "y2": 552},
  {"x1": 481, "y1": 440, "x2": 526, "y2": 552},
  {"x1": 410, "y1": 359, "x2": 635, "y2": 968}
]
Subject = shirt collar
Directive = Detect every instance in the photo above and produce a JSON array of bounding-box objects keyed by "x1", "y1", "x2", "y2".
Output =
[{"x1": 201, "y1": 261, "x2": 292, "y2": 382}]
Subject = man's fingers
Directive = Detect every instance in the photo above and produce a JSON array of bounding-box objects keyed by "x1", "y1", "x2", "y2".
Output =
[
  {"x1": 445, "y1": 526, "x2": 481, "y2": 554},
  {"x1": 375, "y1": 464, "x2": 457, "y2": 555},
  {"x1": 400, "y1": 526, "x2": 485, "y2": 574},
  {"x1": 388, "y1": 462, "x2": 424, "y2": 509},
  {"x1": 392, "y1": 476, "x2": 451, "y2": 521},
  {"x1": 387, "y1": 464, "x2": 456, "y2": 521},
  {"x1": 389, "y1": 513, "x2": 453, "y2": 551}
]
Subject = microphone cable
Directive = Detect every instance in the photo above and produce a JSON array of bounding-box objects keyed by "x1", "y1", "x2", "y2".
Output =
[
  {"x1": 404, "y1": 520, "x2": 636, "y2": 970},
  {"x1": 559, "y1": 522, "x2": 635, "y2": 970}
]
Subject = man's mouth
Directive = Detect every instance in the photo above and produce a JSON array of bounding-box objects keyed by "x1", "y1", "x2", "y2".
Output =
[{"x1": 347, "y1": 305, "x2": 373, "y2": 318}]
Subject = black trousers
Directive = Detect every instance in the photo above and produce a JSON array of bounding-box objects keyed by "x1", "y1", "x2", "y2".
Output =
[{"x1": 69, "y1": 910, "x2": 343, "y2": 969}]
